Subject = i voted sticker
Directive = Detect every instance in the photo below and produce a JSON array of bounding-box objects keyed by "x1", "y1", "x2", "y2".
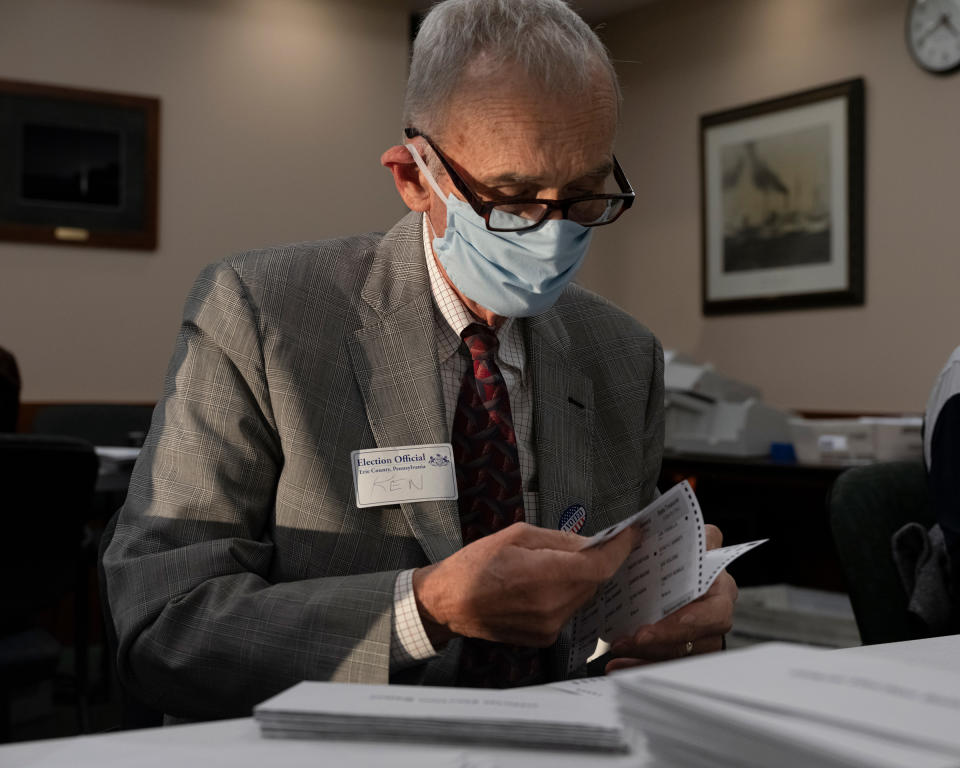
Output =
[
  {"x1": 352, "y1": 443, "x2": 457, "y2": 508},
  {"x1": 558, "y1": 503, "x2": 586, "y2": 534}
]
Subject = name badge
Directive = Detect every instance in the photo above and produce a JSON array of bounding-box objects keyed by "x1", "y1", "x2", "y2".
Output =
[{"x1": 352, "y1": 443, "x2": 458, "y2": 508}]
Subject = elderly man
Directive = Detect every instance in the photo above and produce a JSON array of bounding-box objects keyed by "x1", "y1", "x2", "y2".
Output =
[{"x1": 104, "y1": 0, "x2": 736, "y2": 721}]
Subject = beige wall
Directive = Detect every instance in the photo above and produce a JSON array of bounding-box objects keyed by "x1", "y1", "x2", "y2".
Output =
[
  {"x1": 0, "y1": 0, "x2": 410, "y2": 401},
  {"x1": 584, "y1": 0, "x2": 960, "y2": 412},
  {"x1": 3, "y1": 0, "x2": 958, "y2": 412}
]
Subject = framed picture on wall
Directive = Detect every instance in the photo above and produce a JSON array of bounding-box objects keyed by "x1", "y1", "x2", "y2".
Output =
[
  {"x1": 700, "y1": 78, "x2": 864, "y2": 315},
  {"x1": 0, "y1": 78, "x2": 159, "y2": 250}
]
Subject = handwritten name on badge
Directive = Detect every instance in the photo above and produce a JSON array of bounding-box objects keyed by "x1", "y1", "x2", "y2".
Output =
[{"x1": 351, "y1": 443, "x2": 458, "y2": 508}]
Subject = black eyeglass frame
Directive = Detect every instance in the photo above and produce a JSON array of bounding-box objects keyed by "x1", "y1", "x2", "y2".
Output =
[{"x1": 404, "y1": 127, "x2": 635, "y2": 233}]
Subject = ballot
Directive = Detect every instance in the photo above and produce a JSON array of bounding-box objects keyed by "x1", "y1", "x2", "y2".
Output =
[{"x1": 567, "y1": 481, "x2": 766, "y2": 673}]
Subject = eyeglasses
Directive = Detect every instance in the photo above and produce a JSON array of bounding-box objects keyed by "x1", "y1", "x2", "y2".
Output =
[{"x1": 404, "y1": 127, "x2": 635, "y2": 233}]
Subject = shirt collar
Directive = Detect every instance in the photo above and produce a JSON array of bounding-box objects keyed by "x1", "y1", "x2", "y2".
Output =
[{"x1": 422, "y1": 214, "x2": 525, "y2": 376}]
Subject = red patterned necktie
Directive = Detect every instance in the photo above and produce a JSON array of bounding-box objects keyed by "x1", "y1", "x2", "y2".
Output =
[{"x1": 452, "y1": 322, "x2": 542, "y2": 687}]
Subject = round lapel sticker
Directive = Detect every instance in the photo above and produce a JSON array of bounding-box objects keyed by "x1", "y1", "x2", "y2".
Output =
[{"x1": 558, "y1": 503, "x2": 586, "y2": 534}]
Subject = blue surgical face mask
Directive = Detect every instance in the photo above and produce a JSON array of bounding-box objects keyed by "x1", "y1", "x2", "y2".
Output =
[{"x1": 405, "y1": 144, "x2": 593, "y2": 318}]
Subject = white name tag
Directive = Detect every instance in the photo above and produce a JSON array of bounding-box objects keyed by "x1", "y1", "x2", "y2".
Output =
[{"x1": 351, "y1": 443, "x2": 458, "y2": 508}]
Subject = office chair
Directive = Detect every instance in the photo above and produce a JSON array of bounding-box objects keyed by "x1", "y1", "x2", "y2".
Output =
[
  {"x1": 0, "y1": 434, "x2": 99, "y2": 741},
  {"x1": 0, "y1": 346, "x2": 20, "y2": 432},
  {"x1": 30, "y1": 404, "x2": 154, "y2": 447},
  {"x1": 829, "y1": 460, "x2": 934, "y2": 645},
  {"x1": 31, "y1": 404, "x2": 152, "y2": 519}
]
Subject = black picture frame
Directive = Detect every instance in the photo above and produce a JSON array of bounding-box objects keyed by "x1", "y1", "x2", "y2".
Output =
[
  {"x1": 700, "y1": 78, "x2": 864, "y2": 315},
  {"x1": 0, "y1": 78, "x2": 159, "y2": 250}
]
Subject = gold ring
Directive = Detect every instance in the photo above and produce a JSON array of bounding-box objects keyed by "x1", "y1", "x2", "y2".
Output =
[{"x1": 684, "y1": 640, "x2": 694, "y2": 656}]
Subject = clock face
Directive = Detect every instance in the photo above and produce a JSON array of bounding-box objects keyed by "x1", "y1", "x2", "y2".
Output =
[{"x1": 907, "y1": 0, "x2": 960, "y2": 73}]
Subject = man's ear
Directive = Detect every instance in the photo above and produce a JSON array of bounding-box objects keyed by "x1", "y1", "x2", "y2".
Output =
[{"x1": 381, "y1": 144, "x2": 431, "y2": 212}]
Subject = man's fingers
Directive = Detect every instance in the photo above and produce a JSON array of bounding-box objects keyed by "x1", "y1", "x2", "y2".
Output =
[
  {"x1": 501, "y1": 522, "x2": 589, "y2": 552},
  {"x1": 430, "y1": 520, "x2": 639, "y2": 645},
  {"x1": 526, "y1": 531, "x2": 635, "y2": 586},
  {"x1": 589, "y1": 523, "x2": 638, "y2": 561},
  {"x1": 605, "y1": 656, "x2": 653, "y2": 673},
  {"x1": 506, "y1": 521, "x2": 638, "y2": 556},
  {"x1": 502, "y1": 522, "x2": 637, "y2": 582},
  {"x1": 665, "y1": 589, "x2": 736, "y2": 637},
  {"x1": 607, "y1": 634, "x2": 724, "y2": 670},
  {"x1": 712, "y1": 569, "x2": 739, "y2": 604},
  {"x1": 609, "y1": 590, "x2": 735, "y2": 655},
  {"x1": 705, "y1": 523, "x2": 723, "y2": 551}
]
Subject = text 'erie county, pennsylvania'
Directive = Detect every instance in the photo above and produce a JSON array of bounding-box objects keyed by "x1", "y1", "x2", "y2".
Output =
[
  {"x1": 567, "y1": 481, "x2": 767, "y2": 673},
  {"x1": 351, "y1": 443, "x2": 458, "y2": 508}
]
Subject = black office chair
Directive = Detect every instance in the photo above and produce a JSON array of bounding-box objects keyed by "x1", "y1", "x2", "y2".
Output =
[
  {"x1": 829, "y1": 460, "x2": 934, "y2": 645},
  {"x1": 0, "y1": 346, "x2": 20, "y2": 433},
  {"x1": 30, "y1": 404, "x2": 154, "y2": 448},
  {"x1": 0, "y1": 434, "x2": 99, "y2": 741},
  {"x1": 31, "y1": 404, "x2": 152, "y2": 520}
]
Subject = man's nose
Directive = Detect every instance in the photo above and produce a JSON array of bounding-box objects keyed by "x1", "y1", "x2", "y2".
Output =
[{"x1": 540, "y1": 190, "x2": 565, "y2": 221}]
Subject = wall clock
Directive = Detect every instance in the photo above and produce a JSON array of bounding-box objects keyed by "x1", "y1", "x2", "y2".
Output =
[{"x1": 907, "y1": 0, "x2": 960, "y2": 74}]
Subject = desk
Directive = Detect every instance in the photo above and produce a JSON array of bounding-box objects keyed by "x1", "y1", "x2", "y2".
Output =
[
  {"x1": 94, "y1": 447, "x2": 139, "y2": 496},
  {"x1": 93, "y1": 446, "x2": 139, "y2": 522},
  {"x1": 0, "y1": 718, "x2": 649, "y2": 768},
  {"x1": 2, "y1": 635, "x2": 956, "y2": 768},
  {"x1": 660, "y1": 452, "x2": 852, "y2": 591}
]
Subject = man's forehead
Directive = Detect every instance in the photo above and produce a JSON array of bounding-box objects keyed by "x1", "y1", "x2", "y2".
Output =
[
  {"x1": 439, "y1": 78, "x2": 618, "y2": 184},
  {"x1": 446, "y1": 65, "x2": 617, "y2": 132}
]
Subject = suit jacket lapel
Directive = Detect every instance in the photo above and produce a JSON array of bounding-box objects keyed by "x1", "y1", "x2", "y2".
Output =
[
  {"x1": 348, "y1": 213, "x2": 462, "y2": 564},
  {"x1": 525, "y1": 312, "x2": 598, "y2": 534}
]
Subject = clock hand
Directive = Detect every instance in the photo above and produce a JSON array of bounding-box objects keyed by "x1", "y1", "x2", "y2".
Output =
[
  {"x1": 916, "y1": 16, "x2": 946, "y2": 44},
  {"x1": 942, "y1": 9, "x2": 960, "y2": 35}
]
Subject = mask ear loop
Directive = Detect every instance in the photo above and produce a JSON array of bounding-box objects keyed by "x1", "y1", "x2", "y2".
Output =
[{"x1": 404, "y1": 143, "x2": 448, "y2": 200}]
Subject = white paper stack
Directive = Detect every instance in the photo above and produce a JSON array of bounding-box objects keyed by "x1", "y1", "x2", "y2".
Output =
[
  {"x1": 613, "y1": 642, "x2": 960, "y2": 768},
  {"x1": 254, "y1": 680, "x2": 628, "y2": 752},
  {"x1": 728, "y1": 584, "x2": 860, "y2": 649}
]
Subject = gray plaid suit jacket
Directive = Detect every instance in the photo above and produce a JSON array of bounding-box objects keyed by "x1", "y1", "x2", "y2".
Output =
[{"x1": 103, "y1": 211, "x2": 664, "y2": 720}]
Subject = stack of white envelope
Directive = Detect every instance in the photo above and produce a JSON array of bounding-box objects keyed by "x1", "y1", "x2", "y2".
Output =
[
  {"x1": 613, "y1": 642, "x2": 960, "y2": 768},
  {"x1": 254, "y1": 679, "x2": 628, "y2": 752}
]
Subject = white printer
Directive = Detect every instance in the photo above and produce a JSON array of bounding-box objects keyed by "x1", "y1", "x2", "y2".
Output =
[{"x1": 663, "y1": 351, "x2": 791, "y2": 457}]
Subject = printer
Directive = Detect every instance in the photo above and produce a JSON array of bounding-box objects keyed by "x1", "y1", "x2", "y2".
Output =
[{"x1": 663, "y1": 351, "x2": 791, "y2": 457}]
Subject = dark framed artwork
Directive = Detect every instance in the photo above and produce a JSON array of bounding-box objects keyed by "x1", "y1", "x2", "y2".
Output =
[
  {"x1": 0, "y1": 79, "x2": 159, "y2": 250},
  {"x1": 700, "y1": 78, "x2": 864, "y2": 315}
]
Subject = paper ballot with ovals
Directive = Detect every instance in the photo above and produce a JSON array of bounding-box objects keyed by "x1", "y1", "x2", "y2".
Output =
[{"x1": 567, "y1": 481, "x2": 766, "y2": 674}]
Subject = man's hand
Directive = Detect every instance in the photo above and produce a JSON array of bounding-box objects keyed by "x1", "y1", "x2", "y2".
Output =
[
  {"x1": 412, "y1": 522, "x2": 637, "y2": 648},
  {"x1": 605, "y1": 524, "x2": 738, "y2": 673}
]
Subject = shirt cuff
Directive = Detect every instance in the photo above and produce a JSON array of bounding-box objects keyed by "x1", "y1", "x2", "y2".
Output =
[{"x1": 391, "y1": 568, "x2": 439, "y2": 670}]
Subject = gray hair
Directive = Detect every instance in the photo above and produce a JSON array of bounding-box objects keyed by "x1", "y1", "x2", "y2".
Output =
[{"x1": 403, "y1": 0, "x2": 620, "y2": 137}]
